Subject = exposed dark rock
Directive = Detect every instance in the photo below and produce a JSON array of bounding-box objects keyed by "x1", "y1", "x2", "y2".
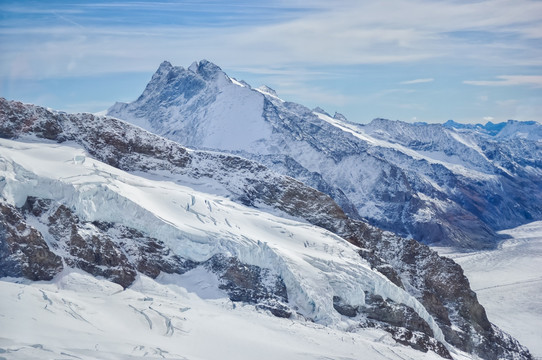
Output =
[
  {"x1": 4, "y1": 194, "x2": 291, "y2": 318},
  {"x1": 0, "y1": 201, "x2": 63, "y2": 280},
  {"x1": 41, "y1": 201, "x2": 137, "y2": 288},
  {"x1": 334, "y1": 292, "x2": 451, "y2": 359},
  {"x1": 422, "y1": 291, "x2": 451, "y2": 326},
  {"x1": 0, "y1": 98, "x2": 191, "y2": 174},
  {"x1": 17, "y1": 197, "x2": 203, "y2": 288},
  {"x1": 358, "y1": 248, "x2": 404, "y2": 288},
  {"x1": 255, "y1": 303, "x2": 292, "y2": 318},
  {"x1": 332, "y1": 296, "x2": 359, "y2": 317},
  {"x1": 205, "y1": 254, "x2": 290, "y2": 318},
  {"x1": 383, "y1": 326, "x2": 452, "y2": 359},
  {"x1": 92, "y1": 221, "x2": 198, "y2": 278},
  {"x1": 363, "y1": 293, "x2": 433, "y2": 337}
]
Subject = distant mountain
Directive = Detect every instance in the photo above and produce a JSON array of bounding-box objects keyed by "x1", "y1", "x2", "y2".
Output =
[
  {"x1": 108, "y1": 60, "x2": 542, "y2": 250},
  {"x1": 1, "y1": 98, "x2": 532, "y2": 359},
  {"x1": 443, "y1": 120, "x2": 507, "y2": 135},
  {"x1": 444, "y1": 119, "x2": 542, "y2": 139}
]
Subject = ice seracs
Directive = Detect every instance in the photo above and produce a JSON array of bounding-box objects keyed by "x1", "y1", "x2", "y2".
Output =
[{"x1": 0, "y1": 137, "x2": 446, "y2": 350}]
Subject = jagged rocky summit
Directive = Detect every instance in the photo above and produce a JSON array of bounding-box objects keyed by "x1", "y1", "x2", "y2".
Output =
[
  {"x1": 0, "y1": 98, "x2": 533, "y2": 359},
  {"x1": 108, "y1": 60, "x2": 542, "y2": 250}
]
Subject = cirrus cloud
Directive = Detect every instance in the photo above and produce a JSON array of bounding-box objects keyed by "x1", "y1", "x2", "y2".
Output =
[
  {"x1": 400, "y1": 78, "x2": 434, "y2": 85},
  {"x1": 464, "y1": 75, "x2": 542, "y2": 87},
  {"x1": 1, "y1": 0, "x2": 542, "y2": 79}
]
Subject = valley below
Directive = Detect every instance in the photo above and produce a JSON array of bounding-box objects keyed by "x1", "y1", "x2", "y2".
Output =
[{"x1": 435, "y1": 221, "x2": 542, "y2": 359}]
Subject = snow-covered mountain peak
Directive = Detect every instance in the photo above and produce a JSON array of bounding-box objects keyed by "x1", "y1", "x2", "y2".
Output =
[
  {"x1": 256, "y1": 85, "x2": 279, "y2": 98},
  {"x1": 187, "y1": 59, "x2": 225, "y2": 81},
  {"x1": 157, "y1": 59, "x2": 174, "y2": 72},
  {"x1": 148, "y1": 60, "x2": 178, "y2": 85},
  {"x1": 188, "y1": 60, "x2": 199, "y2": 72},
  {"x1": 107, "y1": 61, "x2": 542, "y2": 251},
  {"x1": 143, "y1": 59, "x2": 229, "y2": 100},
  {"x1": 333, "y1": 112, "x2": 348, "y2": 121},
  {"x1": 107, "y1": 61, "x2": 272, "y2": 151}
]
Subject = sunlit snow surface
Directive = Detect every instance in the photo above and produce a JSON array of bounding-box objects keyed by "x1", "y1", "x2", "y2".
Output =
[
  {"x1": 314, "y1": 112, "x2": 500, "y2": 181},
  {"x1": 435, "y1": 222, "x2": 542, "y2": 358},
  {"x1": 1, "y1": 272, "x2": 461, "y2": 360},
  {"x1": 0, "y1": 138, "x2": 468, "y2": 359}
]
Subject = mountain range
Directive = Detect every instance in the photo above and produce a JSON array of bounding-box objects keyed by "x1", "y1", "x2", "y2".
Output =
[
  {"x1": 108, "y1": 60, "x2": 542, "y2": 250},
  {"x1": 0, "y1": 59, "x2": 540, "y2": 359}
]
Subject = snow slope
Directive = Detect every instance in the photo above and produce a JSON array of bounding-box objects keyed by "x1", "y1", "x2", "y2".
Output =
[
  {"x1": 0, "y1": 137, "x2": 462, "y2": 358},
  {"x1": 435, "y1": 222, "x2": 542, "y2": 358},
  {"x1": 2, "y1": 98, "x2": 533, "y2": 359},
  {"x1": 1, "y1": 271, "x2": 470, "y2": 360},
  {"x1": 107, "y1": 60, "x2": 542, "y2": 250}
]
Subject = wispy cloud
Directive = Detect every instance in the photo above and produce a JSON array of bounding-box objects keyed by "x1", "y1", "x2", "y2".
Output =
[
  {"x1": 1, "y1": 0, "x2": 541, "y2": 123},
  {"x1": 0, "y1": 4, "x2": 83, "y2": 14},
  {"x1": 464, "y1": 75, "x2": 542, "y2": 87},
  {"x1": 400, "y1": 78, "x2": 434, "y2": 85},
  {"x1": 2, "y1": 0, "x2": 542, "y2": 79}
]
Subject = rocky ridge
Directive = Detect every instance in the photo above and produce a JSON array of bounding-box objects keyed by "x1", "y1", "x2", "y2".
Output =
[
  {"x1": 0, "y1": 97, "x2": 533, "y2": 359},
  {"x1": 108, "y1": 60, "x2": 542, "y2": 250}
]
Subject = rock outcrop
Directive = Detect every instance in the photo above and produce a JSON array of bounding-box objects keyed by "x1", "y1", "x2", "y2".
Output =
[{"x1": 0, "y1": 98, "x2": 532, "y2": 359}]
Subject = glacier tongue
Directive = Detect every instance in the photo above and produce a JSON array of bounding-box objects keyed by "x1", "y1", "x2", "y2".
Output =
[{"x1": 0, "y1": 137, "x2": 445, "y2": 343}]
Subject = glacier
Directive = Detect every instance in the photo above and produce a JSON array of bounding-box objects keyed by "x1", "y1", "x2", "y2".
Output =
[
  {"x1": 0, "y1": 138, "x2": 446, "y2": 342},
  {"x1": 1, "y1": 96, "x2": 535, "y2": 359},
  {"x1": 435, "y1": 221, "x2": 542, "y2": 359}
]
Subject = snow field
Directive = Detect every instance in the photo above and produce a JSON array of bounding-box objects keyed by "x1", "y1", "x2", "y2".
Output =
[
  {"x1": 1, "y1": 270, "x2": 471, "y2": 360},
  {"x1": 0, "y1": 138, "x2": 449, "y2": 352}
]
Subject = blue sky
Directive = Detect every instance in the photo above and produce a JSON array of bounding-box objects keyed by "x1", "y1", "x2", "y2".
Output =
[{"x1": 1, "y1": 0, "x2": 541, "y2": 124}]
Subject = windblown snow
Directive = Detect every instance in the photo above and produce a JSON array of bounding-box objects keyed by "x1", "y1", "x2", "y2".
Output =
[{"x1": 0, "y1": 137, "x2": 461, "y2": 359}]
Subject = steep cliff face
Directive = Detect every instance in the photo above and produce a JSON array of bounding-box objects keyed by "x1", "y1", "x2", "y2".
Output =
[
  {"x1": 108, "y1": 60, "x2": 542, "y2": 250},
  {"x1": 0, "y1": 201, "x2": 63, "y2": 280},
  {"x1": 1, "y1": 98, "x2": 532, "y2": 359}
]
